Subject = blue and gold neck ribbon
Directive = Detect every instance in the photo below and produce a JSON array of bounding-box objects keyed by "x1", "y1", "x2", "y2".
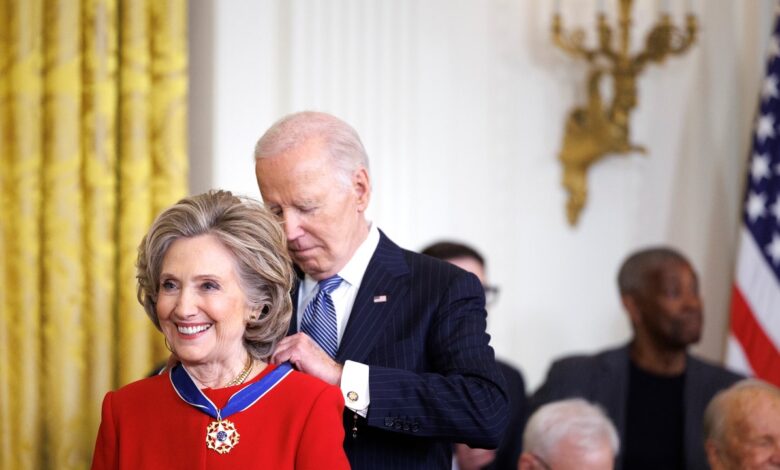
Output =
[{"x1": 170, "y1": 362, "x2": 293, "y2": 420}]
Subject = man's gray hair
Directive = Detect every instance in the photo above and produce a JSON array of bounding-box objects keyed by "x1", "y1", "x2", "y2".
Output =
[
  {"x1": 254, "y1": 111, "x2": 369, "y2": 188},
  {"x1": 617, "y1": 246, "x2": 690, "y2": 295},
  {"x1": 523, "y1": 398, "x2": 620, "y2": 461},
  {"x1": 703, "y1": 379, "x2": 780, "y2": 445}
]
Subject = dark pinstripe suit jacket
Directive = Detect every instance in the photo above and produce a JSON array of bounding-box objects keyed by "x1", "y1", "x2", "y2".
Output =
[
  {"x1": 531, "y1": 344, "x2": 743, "y2": 470},
  {"x1": 289, "y1": 230, "x2": 509, "y2": 470}
]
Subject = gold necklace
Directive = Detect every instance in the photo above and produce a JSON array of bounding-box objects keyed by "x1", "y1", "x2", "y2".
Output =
[{"x1": 225, "y1": 355, "x2": 253, "y2": 387}]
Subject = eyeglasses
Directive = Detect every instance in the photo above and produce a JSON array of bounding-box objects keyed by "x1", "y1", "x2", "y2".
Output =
[{"x1": 483, "y1": 284, "x2": 500, "y2": 307}]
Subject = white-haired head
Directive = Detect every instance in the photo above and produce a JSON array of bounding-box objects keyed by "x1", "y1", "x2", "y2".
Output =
[
  {"x1": 522, "y1": 398, "x2": 619, "y2": 469},
  {"x1": 254, "y1": 111, "x2": 369, "y2": 189},
  {"x1": 703, "y1": 379, "x2": 780, "y2": 470}
]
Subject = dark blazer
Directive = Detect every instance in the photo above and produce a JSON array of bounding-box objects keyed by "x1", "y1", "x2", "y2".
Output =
[
  {"x1": 487, "y1": 360, "x2": 528, "y2": 470},
  {"x1": 531, "y1": 344, "x2": 743, "y2": 470},
  {"x1": 289, "y1": 230, "x2": 509, "y2": 470}
]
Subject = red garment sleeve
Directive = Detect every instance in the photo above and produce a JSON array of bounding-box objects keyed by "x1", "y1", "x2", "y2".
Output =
[
  {"x1": 295, "y1": 385, "x2": 350, "y2": 470},
  {"x1": 91, "y1": 392, "x2": 118, "y2": 470}
]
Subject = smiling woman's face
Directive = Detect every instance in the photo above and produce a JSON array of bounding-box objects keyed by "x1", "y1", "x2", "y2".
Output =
[{"x1": 155, "y1": 234, "x2": 252, "y2": 367}]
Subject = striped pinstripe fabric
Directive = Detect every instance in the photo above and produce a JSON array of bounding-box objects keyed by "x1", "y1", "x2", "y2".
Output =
[
  {"x1": 290, "y1": 231, "x2": 509, "y2": 469},
  {"x1": 300, "y1": 275, "x2": 342, "y2": 358}
]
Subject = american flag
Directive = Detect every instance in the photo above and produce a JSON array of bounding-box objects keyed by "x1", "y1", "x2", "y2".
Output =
[{"x1": 726, "y1": 10, "x2": 780, "y2": 387}]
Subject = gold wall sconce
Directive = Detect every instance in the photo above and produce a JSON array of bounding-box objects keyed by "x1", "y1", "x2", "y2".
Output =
[{"x1": 552, "y1": 0, "x2": 697, "y2": 225}]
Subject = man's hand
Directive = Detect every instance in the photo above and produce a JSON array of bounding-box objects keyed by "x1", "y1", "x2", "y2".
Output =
[
  {"x1": 271, "y1": 333, "x2": 343, "y2": 385},
  {"x1": 454, "y1": 443, "x2": 496, "y2": 470}
]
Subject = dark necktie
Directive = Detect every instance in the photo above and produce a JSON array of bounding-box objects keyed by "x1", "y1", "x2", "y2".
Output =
[{"x1": 300, "y1": 275, "x2": 343, "y2": 358}]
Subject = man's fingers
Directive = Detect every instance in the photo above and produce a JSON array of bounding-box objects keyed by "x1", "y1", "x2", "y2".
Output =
[{"x1": 271, "y1": 340, "x2": 294, "y2": 364}]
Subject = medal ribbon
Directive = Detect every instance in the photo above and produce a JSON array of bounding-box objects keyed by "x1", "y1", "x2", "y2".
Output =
[{"x1": 170, "y1": 361, "x2": 293, "y2": 420}]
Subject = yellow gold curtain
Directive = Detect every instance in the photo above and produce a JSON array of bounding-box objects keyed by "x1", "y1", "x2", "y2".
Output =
[{"x1": 0, "y1": 1, "x2": 188, "y2": 468}]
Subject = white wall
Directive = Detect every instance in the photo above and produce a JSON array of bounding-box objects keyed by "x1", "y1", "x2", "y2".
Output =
[{"x1": 189, "y1": 0, "x2": 775, "y2": 391}]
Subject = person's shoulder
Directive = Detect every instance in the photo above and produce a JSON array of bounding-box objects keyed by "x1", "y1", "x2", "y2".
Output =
[
  {"x1": 497, "y1": 359, "x2": 525, "y2": 381},
  {"x1": 413, "y1": 251, "x2": 463, "y2": 274},
  {"x1": 277, "y1": 369, "x2": 344, "y2": 412},
  {"x1": 497, "y1": 358, "x2": 526, "y2": 392},
  {"x1": 377, "y1": 229, "x2": 470, "y2": 280},
  {"x1": 550, "y1": 344, "x2": 624, "y2": 369},
  {"x1": 687, "y1": 353, "x2": 746, "y2": 385},
  {"x1": 532, "y1": 347, "x2": 625, "y2": 407},
  {"x1": 103, "y1": 373, "x2": 170, "y2": 406},
  {"x1": 405, "y1": 246, "x2": 478, "y2": 284},
  {"x1": 282, "y1": 368, "x2": 341, "y2": 396}
]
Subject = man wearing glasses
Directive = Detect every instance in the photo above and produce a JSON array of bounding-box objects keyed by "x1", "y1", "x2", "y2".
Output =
[{"x1": 422, "y1": 241, "x2": 527, "y2": 470}]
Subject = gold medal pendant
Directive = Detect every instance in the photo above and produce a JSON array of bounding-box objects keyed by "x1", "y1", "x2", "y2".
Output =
[{"x1": 206, "y1": 419, "x2": 240, "y2": 454}]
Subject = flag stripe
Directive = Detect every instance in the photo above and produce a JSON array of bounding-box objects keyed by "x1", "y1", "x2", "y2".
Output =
[
  {"x1": 735, "y1": 228, "x2": 780, "y2": 347},
  {"x1": 727, "y1": 5, "x2": 780, "y2": 388},
  {"x1": 730, "y1": 285, "x2": 780, "y2": 384},
  {"x1": 725, "y1": 335, "x2": 755, "y2": 377}
]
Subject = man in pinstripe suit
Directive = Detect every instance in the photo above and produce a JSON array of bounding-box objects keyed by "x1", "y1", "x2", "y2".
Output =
[{"x1": 254, "y1": 111, "x2": 509, "y2": 469}]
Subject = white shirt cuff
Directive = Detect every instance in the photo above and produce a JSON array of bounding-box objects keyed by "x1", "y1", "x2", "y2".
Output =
[{"x1": 341, "y1": 360, "x2": 370, "y2": 417}]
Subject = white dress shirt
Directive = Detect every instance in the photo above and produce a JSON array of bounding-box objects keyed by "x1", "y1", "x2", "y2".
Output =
[{"x1": 296, "y1": 223, "x2": 380, "y2": 415}]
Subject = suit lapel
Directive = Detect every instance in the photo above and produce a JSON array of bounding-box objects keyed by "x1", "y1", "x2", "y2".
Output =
[
  {"x1": 336, "y1": 230, "x2": 409, "y2": 363},
  {"x1": 600, "y1": 346, "x2": 630, "y2": 443}
]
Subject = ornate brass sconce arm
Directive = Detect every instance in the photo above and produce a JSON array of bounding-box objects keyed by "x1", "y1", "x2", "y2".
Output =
[
  {"x1": 551, "y1": 0, "x2": 697, "y2": 225},
  {"x1": 552, "y1": 14, "x2": 620, "y2": 63},
  {"x1": 634, "y1": 13, "x2": 697, "y2": 69}
]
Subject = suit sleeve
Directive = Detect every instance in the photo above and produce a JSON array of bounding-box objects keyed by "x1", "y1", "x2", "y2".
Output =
[
  {"x1": 493, "y1": 362, "x2": 528, "y2": 469},
  {"x1": 296, "y1": 385, "x2": 350, "y2": 470},
  {"x1": 366, "y1": 271, "x2": 509, "y2": 448},
  {"x1": 91, "y1": 392, "x2": 118, "y2": 470}
]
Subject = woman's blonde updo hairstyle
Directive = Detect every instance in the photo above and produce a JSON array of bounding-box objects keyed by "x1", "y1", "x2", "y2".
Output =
[{"x1": 136, "y1": 190, "x2": 294, "y2": 361}]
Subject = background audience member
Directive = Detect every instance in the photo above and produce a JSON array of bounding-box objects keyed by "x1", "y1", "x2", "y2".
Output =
[
  {"x1": 519, "y1": 398, "x2": 618, "y2": 470},
  {"x1": 703, "y1": 379, "x2": 780, "y2": 469},
  {"x1": 254, "y1": 111, "x2": 508, "y2": 469},
  {"x1": 422, "y1": 240, "x2": 528, "y2": 470},
  {"x1": 532, "y1": 246, "x2": 742, "y2": 470}
]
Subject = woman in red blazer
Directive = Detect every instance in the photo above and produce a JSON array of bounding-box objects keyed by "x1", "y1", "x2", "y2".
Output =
[{"x1": 91, "y1": 190, "x2": 349, "y2": 469}]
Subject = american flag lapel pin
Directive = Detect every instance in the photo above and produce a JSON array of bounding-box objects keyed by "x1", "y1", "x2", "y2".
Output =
[{"x1": 373, "y1": 295, "x2": 387, "y2": 303}]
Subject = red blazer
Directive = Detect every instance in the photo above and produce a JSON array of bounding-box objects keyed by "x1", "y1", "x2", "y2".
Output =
[{"x1": 91, "y1": 363, "x2": 349, "y2": 469}]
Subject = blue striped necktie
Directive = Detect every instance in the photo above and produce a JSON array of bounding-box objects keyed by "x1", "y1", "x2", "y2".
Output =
[{"x1": 300, "y1": 275, "x2": 343, "y2": 358}]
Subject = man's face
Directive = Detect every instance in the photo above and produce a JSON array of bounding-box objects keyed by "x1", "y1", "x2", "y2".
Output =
[
  {"x1": 714, "y1": 391, "x2": 780, "y2": 469},
  {"x1": 255, "y1": 138, "x2": 370, "y2": 280},
  {"x1": 629, "y1": 260, "x2": 703, "y2": 350}
]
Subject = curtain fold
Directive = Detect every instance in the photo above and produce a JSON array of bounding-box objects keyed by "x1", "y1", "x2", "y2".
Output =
[
  {"x1": 0, "y1": 1, "x2": 187, "y2": 468},
  {"x1": 82, "y1": 0, "x2": 118, "y2": 443},
  {"x1": 117, "y1": 0, "x2": 154, "y2": 387},
  {"x1": 43, "y1": 1, "x2": 86, "y2": 466},
  {"x1": 3, "y1": 2, "x2": 45, "y2": 469},
  {"x1": 149, "y1": 0, "x2": 188, "y2": 361}
]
